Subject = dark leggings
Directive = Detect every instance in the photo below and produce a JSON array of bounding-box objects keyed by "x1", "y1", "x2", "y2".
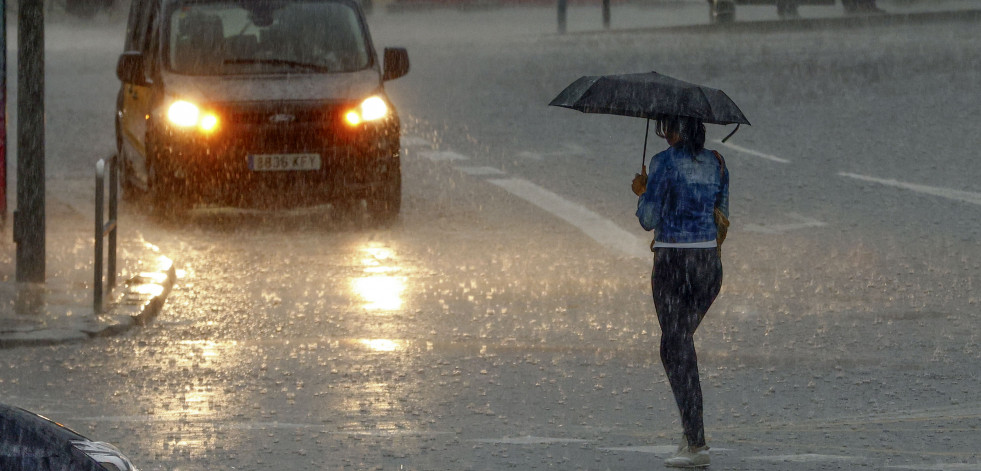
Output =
[{"x1": 651, "y1": 248, "x2": 723, "y2": 448}]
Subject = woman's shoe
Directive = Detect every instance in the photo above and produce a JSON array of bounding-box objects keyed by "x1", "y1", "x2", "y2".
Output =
[
  {"x1": 676, "y1": 433, "x2": 689, "y2": 453},
  {"x1": 664, "y1": 445, "x2": 710, "y2": 468}
]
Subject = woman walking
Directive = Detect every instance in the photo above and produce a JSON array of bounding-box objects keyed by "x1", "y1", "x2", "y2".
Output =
[{"x1": 631, "y1": 115, "x2": 728, "y2": 468}]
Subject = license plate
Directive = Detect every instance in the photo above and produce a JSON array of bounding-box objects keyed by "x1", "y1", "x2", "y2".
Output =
[{"x1": 248, "y1": 153, "x2": 321, "y2": 171}]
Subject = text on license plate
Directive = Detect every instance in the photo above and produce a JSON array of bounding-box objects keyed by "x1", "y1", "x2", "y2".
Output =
[{"x1": 248, "y1": 153, "x2": 322, "y2": 171}]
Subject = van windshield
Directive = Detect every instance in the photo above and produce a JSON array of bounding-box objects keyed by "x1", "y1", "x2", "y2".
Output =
[{"x1": 166, "y1": 0, "x2": 370, "y2": 75}]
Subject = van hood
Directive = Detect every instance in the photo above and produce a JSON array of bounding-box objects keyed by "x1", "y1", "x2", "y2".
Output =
[{"x1": 160, "y1": 69, "x2": 383, "y2": 104}]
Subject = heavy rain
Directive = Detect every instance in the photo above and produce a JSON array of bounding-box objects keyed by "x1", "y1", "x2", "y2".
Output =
[{"x1": 1, "y1": 0, "x2": 980, "y2": 469}]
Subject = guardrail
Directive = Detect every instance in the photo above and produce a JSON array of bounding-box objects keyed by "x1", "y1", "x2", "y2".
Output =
[{"x1": 94, "y1": 154, "x2": 118, "y2": 313}]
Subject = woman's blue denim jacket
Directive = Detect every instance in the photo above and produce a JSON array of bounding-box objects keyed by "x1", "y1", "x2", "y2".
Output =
[{"x1": 636, "y1": 146, "x2": 729, "y2": 243}]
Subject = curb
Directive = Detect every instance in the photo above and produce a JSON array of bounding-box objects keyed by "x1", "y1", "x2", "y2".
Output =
[
  {"x1": 0, "y1": 258, "x2": 177, "y2": 349},
  {"x1": 565, "y1": 8, "x2": 981, "y2": 36}
]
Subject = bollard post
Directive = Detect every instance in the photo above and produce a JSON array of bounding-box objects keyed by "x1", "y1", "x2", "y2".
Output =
[
  {"x1": 108, "y1": 154, "x2": 117, "y2": 290},
  {"x1": 94, "y1": 155, "x2": 119, "y2": 313},
  {"x1": 94, "y1": 160, "x2": 104, "y2": 312},
  {"x1": 602, "y1": 0, "x2": 610, "y2": 29},
  {"x1": 557, "y1": 0, "x2": 567, "y2": 34}
]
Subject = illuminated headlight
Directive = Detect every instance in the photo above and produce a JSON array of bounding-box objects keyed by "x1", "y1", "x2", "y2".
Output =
[
  {"x1": 167, "y1": 100, "x2": 219, "y2": 133},
  {"x1": 345, "y1": 96, "x2": 389, "y2": 126}
]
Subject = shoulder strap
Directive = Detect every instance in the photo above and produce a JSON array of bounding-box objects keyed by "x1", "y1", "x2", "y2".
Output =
[{"x1": 711, "y1": 150, "x2": 726, "y2": 181}]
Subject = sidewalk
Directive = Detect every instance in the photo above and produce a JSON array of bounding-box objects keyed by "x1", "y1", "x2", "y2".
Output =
[
  {"x1": 369, "y1": 0, "x2": 981, "y2": 40},
  {"x1": 0, "y1": 187, "x2": 175, "y2": 349}
]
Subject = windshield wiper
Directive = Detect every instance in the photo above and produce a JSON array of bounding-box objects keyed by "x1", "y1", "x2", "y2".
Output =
[{"x1": 224, "y1": 58, "x2": 330, "y2": 73}]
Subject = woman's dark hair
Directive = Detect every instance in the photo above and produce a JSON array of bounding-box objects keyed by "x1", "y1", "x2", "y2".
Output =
[{"x1": 655, "y1": 115, "x2": 706, "y2": 156}]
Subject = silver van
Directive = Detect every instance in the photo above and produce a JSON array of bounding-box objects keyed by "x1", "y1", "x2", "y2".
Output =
[{"x1": 115, "y1": 0, "x2": 409, "y2": 219}]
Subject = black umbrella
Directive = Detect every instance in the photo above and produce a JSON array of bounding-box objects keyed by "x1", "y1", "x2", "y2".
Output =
[{"x1": 549, "y1": 71, "x2": 750, "y2": 169}]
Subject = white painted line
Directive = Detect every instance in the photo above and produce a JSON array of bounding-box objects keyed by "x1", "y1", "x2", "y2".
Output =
[
  {"x1": 746, "y1": 454, "x2": 863, "y2": 463},
  {"x1": 600, "y1": 445, "x2": 733, "y2": 455},
  {"x1": 598, "y1": 445, "x2": 678, "y2": 455},
  {"x1": 886, "y1": 464, "x2": 981, "y2": 470},
  {"x1": 68, "y1": 415, "x2": 449, "y2": 436},
  {"x1": 514, "y1": 150, "x2": 546, "y2": 161},
  {"x1": 515, "y1": 143, "x2": 589, "y2": 162},
  {"x1": 839, "y1": 172, "x2": 981, "y2": 206},
  {"x1": 457, "y1": 166, "x2": 507, "y2": 176},
  {"x1": 743, "y1": 212, "x2": 827, "y2": 234},
  {"x1": 472, "y1": 436, "x2": 589, "y2": 445},
  {"x1": 418, "y1": 150, "x2": 469, "y2": 162},
  {"x1": 488, "y1": 178, "x2": 649, "y2": 259},
  {"x1": 714, "y1": 140, "x2": 791, "y2": 164}
]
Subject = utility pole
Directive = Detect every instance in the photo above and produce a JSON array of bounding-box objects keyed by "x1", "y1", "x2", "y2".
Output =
[
  {"x1": 14, "y1": 0, "x2": 45, "y2": 282},
  {"x1": 1, "y1": 0, "x2": 6, "y2": 228}
]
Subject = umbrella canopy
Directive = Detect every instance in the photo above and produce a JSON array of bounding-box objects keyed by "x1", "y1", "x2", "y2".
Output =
[{"x1": 549, "y1": 71, "x2": 750, "y2": 126}]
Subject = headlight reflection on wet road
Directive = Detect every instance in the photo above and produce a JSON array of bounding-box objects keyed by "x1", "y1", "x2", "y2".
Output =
[
  {"x1": 142, "y1": 339, "x2": 243, "y2": 456},
  {"x1": 359, "y1": 339, "x2": 402, "y2": 352},
  {"x1": 352, "y1": 245, "x2": 405, "y2": 312}
]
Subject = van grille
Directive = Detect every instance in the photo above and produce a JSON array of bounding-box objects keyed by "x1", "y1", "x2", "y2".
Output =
[{"x1": 218, "y1": 101, "x2": 342, "y2": 126}]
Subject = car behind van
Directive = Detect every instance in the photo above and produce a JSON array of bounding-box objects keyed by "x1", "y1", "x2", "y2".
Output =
[{"x1": 115, "y1": 0, "x2": 408, "y2": 219}]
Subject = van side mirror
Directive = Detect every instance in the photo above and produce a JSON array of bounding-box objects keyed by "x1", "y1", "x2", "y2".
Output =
[
  {"x1": 382, "y1": 48, "x2": 409, "y2": 81},
  {"x1": 116, "y1": 51, "x2": 148, "y2": 86}
]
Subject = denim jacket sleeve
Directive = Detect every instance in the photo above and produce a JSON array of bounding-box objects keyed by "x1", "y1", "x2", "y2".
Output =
[{"x1": 635, "y1": 153, "x2": 667, "y2": 232}]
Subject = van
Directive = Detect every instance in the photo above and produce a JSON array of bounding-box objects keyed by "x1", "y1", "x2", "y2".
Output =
[{"x1": 115, "y1": 0, "x2": 409, "y2": 219}]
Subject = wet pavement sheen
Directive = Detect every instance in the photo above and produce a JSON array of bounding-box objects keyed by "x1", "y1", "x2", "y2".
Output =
[{"x1": 2, "y1": 1, "x2": 981, "y2": 470}]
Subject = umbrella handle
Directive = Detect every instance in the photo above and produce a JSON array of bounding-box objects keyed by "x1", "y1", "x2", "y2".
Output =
[
  {"x1": 642, "y1": 118, "x2": 650, "y2": 171},
  {"x1": 721, "y1": 123, "x2": 741, "y2": 143}
]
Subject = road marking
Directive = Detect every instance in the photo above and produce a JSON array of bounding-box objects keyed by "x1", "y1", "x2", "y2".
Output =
[
  {"x1": 743, "y1": 212, "x2": 826, "y2": 234},
  {"x1": 839, "y1": 172, "x2": 981, "y2": 206},
  {"x1": 514, "y1": 150, "x2": 546, "y2": 161},
  {"x1": 598, "y1": 445, "x2": 679, "y2": 455},
  {"x1": 600, "y1": 445, "x2": 734, "y2": 455},
  {"x1": 746, "y1": 454, "x2": 864, "y2": 463},
  {"x1": 408, "y1": 143, "x2": 650, "y2": 258},
  {"x1": 515, "y1": 143, "x2": 589, "y2": 162},
  {"x1": 472, "y1": 436, "x2": 589, "y2": 445},
  {"x1": 886, "y1": 465, "x2": 981, "y2": 470},
  {"x1": 714, "y1": 140, "x2": 790, "y2": 164},
  {"x1": 487, "y1": 178, "x2": 649, "y2": 259},
  {"x1": 457, "y1": 166, "x2": 507, "y2": 176},
  {"x1": 66, "y1": 415, "x2": 448, "y2": 436},
  {"x1": 418, "y1": 150, "x2": 470, "y2": 162}
]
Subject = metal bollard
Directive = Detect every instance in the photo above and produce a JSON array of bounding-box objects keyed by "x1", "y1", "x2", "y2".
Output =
[
  {"x1": 94, "y1": 155, "x2": 118, "y2": 313},
  {"x1": 557, "y1": 0, "x2": 567, "y2": 34},
  {"x1": 710, "y1": 0, "x2": 735, "y2": 24},
  {"x1": 602, "y1": 0, "x2": 610, "y2": 29}
]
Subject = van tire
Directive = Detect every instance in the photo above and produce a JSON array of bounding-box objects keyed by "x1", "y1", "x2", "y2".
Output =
[
  {"x1": 146, "y1": 134, "x2": 188, "y2": 218},
  {"x1": 366, "y1": 160, "x2": 401, "y2": 224}
]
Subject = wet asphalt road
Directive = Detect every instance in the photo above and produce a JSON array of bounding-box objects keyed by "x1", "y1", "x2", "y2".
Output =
[{"x1": 2, "y1": 3, "x2": 981, "y2": 470}]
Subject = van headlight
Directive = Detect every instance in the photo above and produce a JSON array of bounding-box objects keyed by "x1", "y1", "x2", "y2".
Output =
[
  {"x1": 167, "y1": 100, "x2": 219, "y2": 133},
  {"x1": 344, "y1": 96, "x2": 388, "y2": 126}
]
